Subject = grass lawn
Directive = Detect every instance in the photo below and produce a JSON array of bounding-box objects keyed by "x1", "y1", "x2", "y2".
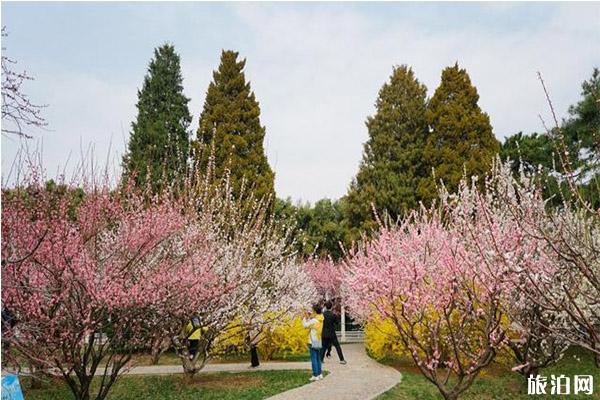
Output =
[
  {"x1": 129, "y1": 351, "x2": 310, "y2": 366},
  {"x1": 377, "y1": 348, "x2": 600, "y2": 399},
  {"x1": 23, "y1": 370, "x2": 312, "y2": 400}
]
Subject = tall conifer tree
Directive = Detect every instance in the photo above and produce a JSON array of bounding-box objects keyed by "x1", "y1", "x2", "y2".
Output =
[
  {"x1": 123, "y1": 44, "x2": 192, "y2": 192},
  {"x1": 418, "y1": 63, "x2": 500, "y2": 203},
  {"x1": 194, "y1": 50, "x2": 274, "y2": 200},
  {"x1": 345, "y1": 65, "x2": 429, "y2": 234}
]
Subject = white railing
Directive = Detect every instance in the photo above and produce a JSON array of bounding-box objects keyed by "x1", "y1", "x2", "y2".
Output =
[{"x1": 337, "y1": 330, "x2": 364, "y2": 343}]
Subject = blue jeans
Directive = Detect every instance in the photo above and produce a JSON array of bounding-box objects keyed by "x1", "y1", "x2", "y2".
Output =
[{"x1": 309, "y1": 344, "x2": 322, "y2": 376}]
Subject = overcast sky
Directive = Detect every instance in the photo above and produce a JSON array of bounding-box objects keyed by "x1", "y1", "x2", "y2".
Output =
[{"x1": 2, "y1": 2, "x2": 599, "y2": 202}]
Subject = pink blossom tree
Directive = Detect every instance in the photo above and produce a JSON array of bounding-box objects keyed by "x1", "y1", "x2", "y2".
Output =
[
  {"x1": 441, "y1": 162, "x2": 570, "y2": 378},
  {"x1": 344, "y1": 209, "x2": 508, "y2": 400},
  {"x1": 479, "y1": 160, "x2": 600, "y2": 367},
  {"x1": 304, "y1": 257, "x2": 343, "y2": 301},
  {"x1": 343, "y1": 158, "x2": 584, "y2": 399},
  {"x1": 1, "y1": 167, "x2": 222, "y2": 400}
]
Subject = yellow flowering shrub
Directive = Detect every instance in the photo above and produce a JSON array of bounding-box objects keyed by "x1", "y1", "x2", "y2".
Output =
[
  {"x1": 210, "y1": 315, "x2": 309, "y2": 360},
  {"x1": 364, "y1": 316, "x2": 406, "y2": 360},
  {"x1": 365, "y1": 304, "x2": 512, "y2": 366},
  {"x1": 259, "y1": 316, "x2": 307, "y2": 360},
  {"x1": 212, "y1": 320, "x2": 246, "y2": 356}
]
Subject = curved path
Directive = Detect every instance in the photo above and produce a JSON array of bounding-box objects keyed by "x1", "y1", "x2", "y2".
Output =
[{"x1": 266, "y1": 343, "x2": 401, "y2": 400}]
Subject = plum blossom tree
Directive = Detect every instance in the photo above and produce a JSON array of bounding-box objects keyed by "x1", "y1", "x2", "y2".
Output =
[
  {"x1": 1, "y1": 166, "x2": 222, "y2": 400},
  {"x1": 151, "y1": 168, "x2": 316, "y2": 376},
  {"x1": 304, "y1": 257, "x2": 343, "y2": 301},
  {"x1": 481, "y1": 160, "x2": 600, "y2": 367},
  {"x1": 441, "y1": 161, "x2": 570, "y2": 378},
  {"x1": 343, "y1": 157, "x2": 593, "y2": 399},
  {"x1": 344, "y1": 210, "x2": 508, "y2": 400}
]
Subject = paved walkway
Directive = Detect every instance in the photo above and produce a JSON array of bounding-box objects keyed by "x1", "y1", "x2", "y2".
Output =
[{"x1": 266, "y1": 343, "x2": 401, "y2": 400}]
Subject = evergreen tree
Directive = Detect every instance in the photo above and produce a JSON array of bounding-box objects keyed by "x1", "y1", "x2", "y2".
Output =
[
  {"x1": 274, "y1": 197, "x2": 349, "y2": 260},
  {"x1": 345, "y1": 65, "x2": 429, "y2": 235},
  {"x1": 562, "y1": 68, "x2": 600, "y2": 177},
  {"x1": 418, "y1": 63, "x2": 500, "y2": 203},
  {"x1": 500, "y1": 131, "x2": 554, "y2": 173},
  {"x1": 194, "y1": 50, "x2": 274, "y2": 201},
  {"x1": 502, "y1": 69, "x2": 600, "y2": 208},
  {"x1": 123, "y1": 44, "x2": 192, "y2": 192}
]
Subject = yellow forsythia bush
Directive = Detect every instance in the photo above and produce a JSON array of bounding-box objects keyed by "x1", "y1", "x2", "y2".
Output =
[
  {"x1": 212, "y1": 320, "x2": 247, "y2": 356},
  {"x1": 211, "y1": 315, "x2": 309, "y2": 360},
  {"x1": 259, "y1": 316, "x2": 307, "y2": 360},
  {"x1": 364, "y1": 317, "x2": 406, "y2": 360},
  {"x1": 365, "y1": 311, "x2": 514, "y2": 370}
]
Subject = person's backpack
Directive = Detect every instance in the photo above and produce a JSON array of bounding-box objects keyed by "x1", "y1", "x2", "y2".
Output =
[
  {"x1": 310, "y1": 317, "x2": 323, "y2": 349},
  {"x1": 1, "y1": 309, "x2": 17, "y2": 329}
]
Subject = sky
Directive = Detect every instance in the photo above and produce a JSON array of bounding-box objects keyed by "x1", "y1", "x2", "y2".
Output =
[{"x1": 2, "y1": 2, "x2": 599, "y2": 203}]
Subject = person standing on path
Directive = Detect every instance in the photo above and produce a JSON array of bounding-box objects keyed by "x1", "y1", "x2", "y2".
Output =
[
  {"x1": 320, "y1": 300, "x2": 347, "y2": 364},
  {"x1": 302, "y1": 304, "x2": 324, "y2": 382},
  {"x1": 247, "y1": 327, "x2": 260, "y2": 368}
]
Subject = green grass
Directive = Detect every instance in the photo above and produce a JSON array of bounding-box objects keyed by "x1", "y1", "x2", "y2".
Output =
[
  {"x1": 129, "y1": 351, "x2": 309, "y2": 366},
  {"x1": 23, "y1": 370, "x2": 312, "y2": 400},
  {"x1": 377, "y1": 348, "x2": 600, "y2": 399}
]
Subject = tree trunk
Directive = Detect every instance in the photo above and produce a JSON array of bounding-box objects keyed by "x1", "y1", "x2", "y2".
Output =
[
  {"x1": 150, "y1": 336, "x2": 168, "y2": 365},
  {"x1": 441, "y1": 391, "x2": 458, "y2": 400},
  {"x1": 182, "y1": 358, "x2": 197, "y2": 383}
]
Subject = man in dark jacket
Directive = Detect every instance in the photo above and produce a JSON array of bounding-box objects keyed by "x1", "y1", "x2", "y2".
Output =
[{"x1": 320, "y1": 301, "x2": 346, "y2": 364}]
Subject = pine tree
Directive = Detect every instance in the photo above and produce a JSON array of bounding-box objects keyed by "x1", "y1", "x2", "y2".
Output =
[
  {"x1": 194, "y1": 50, "x2": 274, "y2": 201},
  {"x1": 123, "y1": 44, "x2": 192, "y2": 193},
  {"x1": 562, "y1": 68, "x2": 600, "y2": 175},
  {"x1": 345, "y1": 65, "x2": 429, "y2": 235},
  {"x1": 418, "y1": 63, "x2": 500, "y2": 203}
]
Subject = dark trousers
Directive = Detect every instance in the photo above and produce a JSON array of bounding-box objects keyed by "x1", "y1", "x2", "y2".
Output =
[
  {"x1": 321, "y1": 335, "x2": 344, "y2": 361},
  {"x1": 250, "y1": 345, "x2": 260, "y2": 367},
  {"x1": 188, "y1": 339, "x2": 199, "y2": 357}
]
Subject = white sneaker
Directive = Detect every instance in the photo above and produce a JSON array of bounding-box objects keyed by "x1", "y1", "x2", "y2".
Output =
[
  {"x1": 309, "y1": 376, "x2": 318, "y2": 382},
  {"x1": 317, "y1": 374, "x2": 324, "y2": 380}
]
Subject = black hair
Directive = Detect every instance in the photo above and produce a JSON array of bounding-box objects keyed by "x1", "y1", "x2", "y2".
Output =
[
  {"x1": 312, "y1": 303, "x2": 322, "y2": 314},
  {"x1": 324, "y1": 300, "x2": 333, "y2": 310}
]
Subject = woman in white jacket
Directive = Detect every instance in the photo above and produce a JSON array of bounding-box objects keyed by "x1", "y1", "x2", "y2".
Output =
[{"x1": 303, "y1": 303, "x2": 324, "y2": 381}]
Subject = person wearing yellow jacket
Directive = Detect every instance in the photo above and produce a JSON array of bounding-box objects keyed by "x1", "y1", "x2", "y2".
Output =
[
  {"x1": 302, "y1": 304, "x2": 324, "y2": 381},
  {"x1": 184, "y1": 318, "x2": 203, "y2": 360}
]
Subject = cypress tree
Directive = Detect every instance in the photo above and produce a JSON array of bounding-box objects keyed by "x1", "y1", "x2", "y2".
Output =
[
  {"x1": 345, "y1": 65, "x2": 429, "y2": 235},
  {"x1": 123, "y1": 44, "x2": 192, "y2": 193},
  {"x1": 418, "y1": 63, "x2": 500, "y2": 203},
  {"x1": 194, "y1": 50, "x2": 274, "y2": 201}
]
